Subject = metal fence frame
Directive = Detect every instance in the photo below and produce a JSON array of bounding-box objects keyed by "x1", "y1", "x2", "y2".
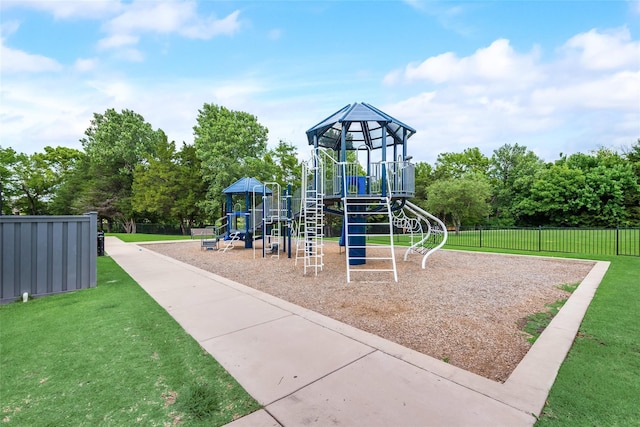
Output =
[
  {"x1": 444, "y1": 226, "x2": 640, "y2": 257},
  {"x1": 0, "y1": 212, "x2": 98, "y2": 304}
]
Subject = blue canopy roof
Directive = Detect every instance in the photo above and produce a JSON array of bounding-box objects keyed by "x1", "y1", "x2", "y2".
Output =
[
  {"x1": 306, "y1": 102, "x2": 416, "y2": 150},
  {"x1": 222, "y1": 177, "x2": 272, "y2": 194}
]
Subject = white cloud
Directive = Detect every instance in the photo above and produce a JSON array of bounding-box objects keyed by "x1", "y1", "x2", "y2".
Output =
[
  {"x1": 74, "y1": 58, "x2": 98, "y2": 72},
  {"x1": 0, "y1": 78, "x2": 102, "y2": 153},
  {"x1": 531, "y1": 70, "x2": 640, "y2": 111},
  {"x1": 180, "y1": 10, "x2": 241, "y2": 39},
  {"x1": 97, "y1": 34, "x2": 139, "y2": 50},
  {"x1": 93, "y1": 1, "x2": 241, "y2": 61},
  {"x1": 101, "y1": 1, "x2": 241, "y2": 42},
  {"x1": 381, "y1": 28, "x2": 640, "y2": 163},
  {"x1": 0, "y1": 0, "x2": 122, "y2": 20},
  {"x1": 391, "y1": 39, "x2": 541, "y2": 86},
  {"x1": 0, "y1": 39, "x2": 62, "y2": 73},
  {"x1": 105, "y1": 1, "x2": 195, "y2": 35},
  {"x1": 561, "y1": 27, "x2": 640, "y2": 71}
]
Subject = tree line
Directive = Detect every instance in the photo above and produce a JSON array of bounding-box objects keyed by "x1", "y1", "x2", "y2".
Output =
[{"x1": 1, "y1": 105, "x2": 638, "y2": 232}]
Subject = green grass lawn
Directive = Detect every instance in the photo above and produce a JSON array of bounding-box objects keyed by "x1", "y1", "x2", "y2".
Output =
[
  {"x1": 535, "y1": 254, "x2": 640, "y2": 426},
  {"x1": 0, "y1": 256, "x2": 260, "y2": 426},
  {"x1": 106, "y1": 233, "x2": 191, "y2": 243}
]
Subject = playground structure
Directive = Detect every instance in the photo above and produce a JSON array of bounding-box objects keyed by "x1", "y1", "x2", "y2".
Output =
[
  {"x1": 208, "y1": 103, "x2": 447, "y2": 283},
  {"x1": 295, "y1": 102, "x2": 448, "y2": 282},
  {"x1": 211, "y1": 177, "x2": 291, "y2": 258}
]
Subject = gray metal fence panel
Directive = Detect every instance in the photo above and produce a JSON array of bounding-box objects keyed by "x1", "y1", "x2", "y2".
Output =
[{"x1": 0, "y1": 212, "x2": 97, "y2": 304}]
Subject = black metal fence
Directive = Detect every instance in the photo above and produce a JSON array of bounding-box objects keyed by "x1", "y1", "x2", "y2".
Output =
[
  {"x1": 445, "y1": 226, "x2": 640, "y2": 257},
  {"x1": 108, "y1": 223, "x2": 186, "y2": 235},
  {"x1": 111, "y1": 222, "x2": 640, "y2": 257}
]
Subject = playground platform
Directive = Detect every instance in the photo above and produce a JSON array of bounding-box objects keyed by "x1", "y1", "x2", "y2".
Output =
[{"x1": 105, "y1": 237, "x2": 608, "y2": 427}]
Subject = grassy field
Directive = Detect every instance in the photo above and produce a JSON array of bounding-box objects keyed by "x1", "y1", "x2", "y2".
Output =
[
  {"x1": 535, "y1": 254, "x2": 640, "y2": 426},
  {"x1": 106, "y1": 232, "x2": 192, "y2": 242},
  {"x1": 0, "y1": 256, "x2": 259, "y2": 426}
]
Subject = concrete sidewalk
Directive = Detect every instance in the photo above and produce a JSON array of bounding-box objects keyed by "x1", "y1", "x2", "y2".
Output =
[{"x1": 105, "y1": 237, "x2": 609, "y2": 427}]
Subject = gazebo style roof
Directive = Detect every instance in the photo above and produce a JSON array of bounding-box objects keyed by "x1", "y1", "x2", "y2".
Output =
[
  {"x1": 222, "y1": 177, "x2": 271, "y2": 195},
  {"x1": 306, "y1": 102, "x2": 416, "y2": 151}
]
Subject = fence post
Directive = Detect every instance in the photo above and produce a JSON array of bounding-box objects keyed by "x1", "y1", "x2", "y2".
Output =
[
  {"x1": 616, "y1": 227, "x2": 619, "y2": 256},
  {"x1": 538, "y1": 226, "x2": 542, "y2": 252},
  {"x1": 479, "y1": 226, "x2": 482, "y2": 248}
]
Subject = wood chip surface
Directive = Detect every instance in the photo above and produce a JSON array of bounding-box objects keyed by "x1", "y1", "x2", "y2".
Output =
[{"x1": 144, "y1": 240, "x2": 594, "y2": 382}]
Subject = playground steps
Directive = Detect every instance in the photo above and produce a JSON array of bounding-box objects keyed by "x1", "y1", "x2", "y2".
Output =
[
  {"x1": 219, "y1": 231, "x2": 241, "y2": 252},
  {"x1": 343, "y1": 196, "x2": 397, "y2": 283}
]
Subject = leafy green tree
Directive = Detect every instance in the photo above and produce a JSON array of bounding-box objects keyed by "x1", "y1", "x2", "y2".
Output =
[
  {"x1": 412, "y1": 161, "x2": 434, "y2": 208},
  {"x1": 434, "y1": 147, "x2": 489, "y2": 180},
  {"x1": 488, "y1": 143, "x2": 544, "y2": 224},
  {"x1": 132, "y1": 139, "x2": 207, "y2": 233},
  {"x1": 173, "y1": 143, "x2": 208, "y2": 228},
  {"x1": 80, "y1": 108, "x2": 164, "y2": 232},
  {"x1": 514, "y1": 149, "x2": 639, "y2": 227},
  {"x1": 425, "y1": 174, "x2": 492, "y2": 232},
  {"x1": 49, "y1": 154, "x2": 91, "y2": 215},
  {"x1": 132, "y1": 136, "x2": 180, "y2": 223},
  {"x1": 5, "y1": 146, "x2": 83, "y2": 215},
  {"x1": 193, "y1": 104, "x2": 269, "y2": 219},
  {"x1": 0, "y1": 146, "x2": 18, "y2": 214},
  {"x1": 265, "y1": 140, "x2": 302, "y2": 191},
  {"x1": 622, "y1": 140, "x2": 640, "y2": 224},
  {"x1": 514, "y1": 165, "x2": 586, "y2": 226}
]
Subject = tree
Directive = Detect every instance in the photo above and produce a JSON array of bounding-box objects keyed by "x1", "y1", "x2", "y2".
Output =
[
  {"x1": 425, "y1": 174, "x2": 492, "y2": 232},
  {"x1": 193, "y1": 104, "x2": 269, "y2": 219},
  {"x1": 80, "y1": 108, "x2": 164, "y2": 232},
  {"x1": 132, "y1": 136, "x2": 180, "y2": 223},
  {"x1": 488, "y1": 143, "x2": 544, "y2": 224},
  {"x1": 265, "y1": 140, "x2": 302, "y2": 191},
  {"x1": 5, "y1": 146, "x2": 83, "y2": 215},
  {"x1": 0, "y1": 146, "x2": 18, "y2": 214},
  {"x1": 622, "y1": 139, "x2": 640, "y2": 224},
  {"x1": 49, "y1": 154, "x2": 91, "y2": 215},
  {"x1": 434, "y1": 147, "x2": 489, "y2": 180},
  {"x1": 513, "y1": 149, "x2": 639, "y2": 227},
  {"x1": 514, "y1": 165, "x2": 586, "y2": 226},
  {"x1": 412, "y1": 161, "x2": 433, "y2": 208},
  {"x1": 132, "y1": 140, "x2": 207, "y2": 233},
  {"x1": 173, "y1": 143, "x2": 208, "y2": 228}
]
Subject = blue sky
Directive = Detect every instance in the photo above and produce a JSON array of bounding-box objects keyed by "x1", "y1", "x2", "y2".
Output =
[{"x1": 1, "y1": 0, "x2": 639, "y2": 164}]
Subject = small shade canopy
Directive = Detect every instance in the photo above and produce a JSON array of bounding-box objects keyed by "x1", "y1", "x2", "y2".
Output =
[
  {"x1": 222, "y1": 177, "x2": 272, "y2": 195},
  {"x1": 306, "y1": 102, "x2": 416, "y2": 151}
]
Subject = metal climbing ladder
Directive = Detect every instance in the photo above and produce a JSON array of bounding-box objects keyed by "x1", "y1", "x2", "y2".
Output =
[
  {"x1": 341, "y1": 164, "x2": 397, "y2": 282},
  {"x1": 296, "y1": 156, "x2": 325, "y2": 275}
]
